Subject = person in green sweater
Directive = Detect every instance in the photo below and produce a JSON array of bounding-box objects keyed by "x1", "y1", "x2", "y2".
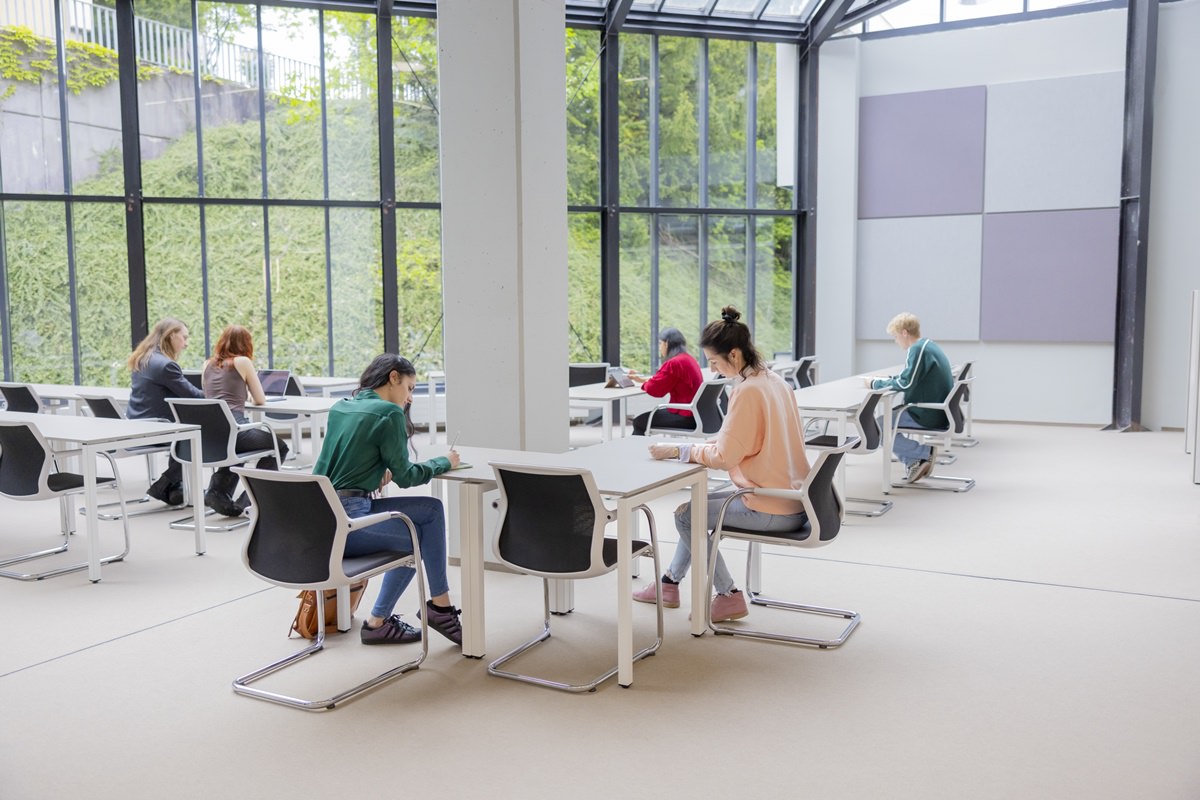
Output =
[
  {"x1": 312, "y1": 354, "x2": 463, "y2": 647},
  {"x1": 864, "y1": 312, "x2": 953, "y2": 484}
]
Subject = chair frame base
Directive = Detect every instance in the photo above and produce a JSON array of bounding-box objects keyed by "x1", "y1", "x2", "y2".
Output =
[
  {"x1": 890, "y1": 475, "x2": 975, "y2": 493},
  {"x1": 488, "y1": 508, "x2": 663, "y2": 693},
  {"x1": 844, "y1": 496, "x2": 894, "y2": 517},
  {"x1": 707, "y1": 540, "x2": 860, "y2": 649},
  {"x1": 233, "y1": 554, "x2": 428, "y2": 711},
  {"x1": 169, "y1": 507, "x2": 250, "y2": 531}
]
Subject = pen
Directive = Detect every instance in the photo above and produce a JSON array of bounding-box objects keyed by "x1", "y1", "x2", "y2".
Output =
[{"x1": 449, "y1": 431, "x2": 460, "y2": 451}]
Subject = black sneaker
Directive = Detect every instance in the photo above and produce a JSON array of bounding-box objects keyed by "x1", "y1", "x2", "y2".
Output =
[
  {"x1": 166, "y1": 482, "x2": 185, "y2": 507},
  {"x1": 361, "y1": 615, "x2": 422, "y2": 645},
  {"x1": 418, "y1": 602, "x2": 463, "y2": 646},
  {"x1": 204, "y1": 490, "x2": 243, "y2": 517}
]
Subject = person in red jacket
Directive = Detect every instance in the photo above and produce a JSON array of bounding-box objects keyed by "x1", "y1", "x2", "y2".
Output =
[{"x1": 628, "y1": 327, "x2": 703, "y2": 436}]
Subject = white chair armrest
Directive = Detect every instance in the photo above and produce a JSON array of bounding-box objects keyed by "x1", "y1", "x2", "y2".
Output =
[{"x1": 346, "y1": 510, "x2": 414, "y2": 534}]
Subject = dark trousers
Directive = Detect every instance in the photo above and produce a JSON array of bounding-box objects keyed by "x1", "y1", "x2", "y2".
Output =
[{"x1": 632, "y1": 409, "x2": 698, "y2": 436}]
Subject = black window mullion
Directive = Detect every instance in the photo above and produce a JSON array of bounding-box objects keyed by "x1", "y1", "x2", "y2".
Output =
[
  {"x1": 746, "y1": 42, "x2": 757, "y2": 334},
  {"x1": 190, "y1": 0, "x2": 212, "y2": 355},
  {"x1": 117, "y1": 0, "x2": 148, "y2": 350},
  {"x1": 318, "y1": 11, "x2": 335, "y2": 375},
  {"x1": 53, "y1": 0, "x2": 82, "y2": 382},
  {"x1": 256, "y1": 7, "x2": 274, "y2": 366},
  {"x1": 378, "y1": 8, "x2": 399, "y2": 354}
]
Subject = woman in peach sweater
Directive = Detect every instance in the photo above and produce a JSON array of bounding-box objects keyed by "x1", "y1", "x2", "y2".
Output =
[{"x1": 633, "y1": 306, "x2": 811, "y2": 623}]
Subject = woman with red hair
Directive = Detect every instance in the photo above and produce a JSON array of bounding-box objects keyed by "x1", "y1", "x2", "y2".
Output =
[{"x1": 201, "y1": 325, "x2": 289, "y2": 516}]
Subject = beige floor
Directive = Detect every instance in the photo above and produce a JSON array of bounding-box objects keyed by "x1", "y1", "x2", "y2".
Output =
[{"x1": 1, "y1": 421, "x2": 1198, "y2": 799}]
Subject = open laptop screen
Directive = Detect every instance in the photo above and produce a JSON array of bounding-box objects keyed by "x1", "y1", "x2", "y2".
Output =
[{"x1": 257, "y1": 369, "x2": 291, "y2": 397}]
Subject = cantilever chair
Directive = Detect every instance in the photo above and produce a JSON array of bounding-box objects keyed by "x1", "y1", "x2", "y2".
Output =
[
  {"x1": 231, "y1": 468, "x2": 427, "y2": 711},
  {"x1": 164, "y1": 398, "x2": 281, "y2": 531},
  {"x1": 646, "y1": 376, "x2": 729, "y2": 438},
  {"x1": 707, "y1": 446, "x2": 860, "y2": 648},
  {"x1": 951, "y1": 361, "x2": 978, "y2": 448},
  {"x1": 487, "y1": 463, "x2": 663, "y2": 693},
  {"x1": 0, "y1": 419, "x2": 131, "y2": 581},
  {"x1": 892, "y1": 379, "x2": 975, "y2": 493},
  {"x1": 803, "y1": 389, "x2": 893, "y2": 517},
  {"x1": 0, "y1": 382, "x2": 44, "y2": 414},
  {"x1": 77, "y1": 394, "x2": 180, "y2": 519}
]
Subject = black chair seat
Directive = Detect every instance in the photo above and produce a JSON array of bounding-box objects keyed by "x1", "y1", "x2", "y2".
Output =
[
  {"x1": 600, "y1": 537, "x2": 652, "y2": 569},
  {"x1": 720, "y1": 521, "x2": 811, "y2": 541},
  {"x1": 804, "y1": 433, "x2": 861, "y2": 449},
  {"x1": 343, "y1": 550, "x2": 413, "y2": 579},
  {"x1": 47, "y1": 473, "x2": 115, "y2": 493}
]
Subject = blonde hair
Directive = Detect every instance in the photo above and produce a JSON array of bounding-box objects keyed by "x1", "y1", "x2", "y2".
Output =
[
  {"x1": 128, "y1": 318, "x2": 187, "y2": 371},
  {"x1": 886, "y1": 312, "x2": 921, "y2": 338}
]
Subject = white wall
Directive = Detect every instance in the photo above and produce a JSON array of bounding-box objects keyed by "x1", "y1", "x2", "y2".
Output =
[{"x1": 818, "y1": 6, "x2": 1197, "y2": 426}]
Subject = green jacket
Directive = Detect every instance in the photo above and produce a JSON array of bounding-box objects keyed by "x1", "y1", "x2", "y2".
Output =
[
  {"x1": 313, "y1": 389, "x2": 450, "y2": 492},
  {"x1": 870, "y1": 338, "x2": 953, "y2": 429}
]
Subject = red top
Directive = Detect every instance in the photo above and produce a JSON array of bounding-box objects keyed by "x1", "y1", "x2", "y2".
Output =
[{"x1": 642, "y1": 352, "x2": 703, "y2": 417}]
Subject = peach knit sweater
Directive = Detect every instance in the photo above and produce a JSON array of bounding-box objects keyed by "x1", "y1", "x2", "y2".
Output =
[{"x1": 689, "y1": 369, "x2": 810, "y2": 515}]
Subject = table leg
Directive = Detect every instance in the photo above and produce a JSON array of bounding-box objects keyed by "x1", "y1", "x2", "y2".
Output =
[
  {"x1": 617, "y1": 496, "x2": 635, "y2": 687},
  {"x1": 458, "y1": 481, "x2": 487, "y2": 658},
  {"x1": 601, "y1": 402, "x2": 612, "y2": 442},
  {"x1": 836, "y1": 412, "x2": 848, "y2": 501},
  {"x1": 881, "y1": 394, "x2": 894, "y2": 495},
  {"x1": 84, "y1": 445, "x2": 102, "y2": 582},
  {"x1": 689, "y1": 475, "x2": 708, "y2": 637},
  {"x1": 187, "y1": 432, "x2": 206, "y2": 554}
]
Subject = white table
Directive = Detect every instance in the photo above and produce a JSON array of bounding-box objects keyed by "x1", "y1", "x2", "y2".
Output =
[
  {"x1": 246, "y1": 396, "x2": 341, "y2": 460},
  {"x1": 437, "y1": 438, "x2": 708, "y2": 687},
  {"x1": 295, "y1": 376, "x2": 358, "y2": 398},
  {"x1": 0, "y1": 411, "x2": 205, "y2": 581},
  {"x1": 568, "y1": 383, "x2": 646, "y2": 441}
]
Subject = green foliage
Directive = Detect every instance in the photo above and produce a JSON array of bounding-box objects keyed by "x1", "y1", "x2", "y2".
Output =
[{"x1": 0, "y1": 26, "x2": 161, "y2": 98}]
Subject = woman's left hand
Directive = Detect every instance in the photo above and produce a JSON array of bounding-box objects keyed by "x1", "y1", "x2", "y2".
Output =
[{"x1": 648, "y1": 443, "x2": 681, "y2": 461}]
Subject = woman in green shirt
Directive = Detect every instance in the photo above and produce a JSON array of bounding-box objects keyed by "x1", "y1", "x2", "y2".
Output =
[{"x1": 313, "y1": 354, "x2": 463, "y2": 647}]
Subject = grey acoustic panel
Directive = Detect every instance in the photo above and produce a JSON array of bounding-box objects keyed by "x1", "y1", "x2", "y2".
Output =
[
  {"x1": 858, "y1": 86, "x2": 986, "y2": 219},
  {"x1": 980, "y1": 209, "x2": 1119, "y2": 343},
  {"x1": 985, "y1": 72, "x2": 1124, "y2": 213},
  {"x1": 856, "y1": 216, "x2": 982, "y2": 341}
]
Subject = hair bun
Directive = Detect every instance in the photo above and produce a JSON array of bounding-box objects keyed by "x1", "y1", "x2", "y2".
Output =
[{"x1": 720, "y1": 306, "x2": 741, "y2": 324}]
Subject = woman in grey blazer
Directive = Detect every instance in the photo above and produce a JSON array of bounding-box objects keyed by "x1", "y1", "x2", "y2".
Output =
[{"x1": 127, "y1": 318, "x2": 204, "y2": 506}]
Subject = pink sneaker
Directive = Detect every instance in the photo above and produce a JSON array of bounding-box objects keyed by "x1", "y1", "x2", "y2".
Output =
[
  {"x1": 710, "y1": 590, "x2": 748, "y2": 622},
  {"x1": 632, "y1": 580, "x2": 679, "y2": 608}
]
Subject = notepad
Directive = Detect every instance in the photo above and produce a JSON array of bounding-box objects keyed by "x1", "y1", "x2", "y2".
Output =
[{"x1": 450, "y1": 462, "x2": 473, "y2": 471}]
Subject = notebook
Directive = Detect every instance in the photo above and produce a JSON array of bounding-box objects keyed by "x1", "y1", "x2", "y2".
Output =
[
  {"x1": 605, "y1": 366, "x2": 635, "y2": 389},
  {"x1": 257, "y1": 369, "x2": 292, "y2": 397}
]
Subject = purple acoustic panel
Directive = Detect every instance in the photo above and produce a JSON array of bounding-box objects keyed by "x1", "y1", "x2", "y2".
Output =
[
  {"x1": 980, "y1": 209, "x2": 1119, "y2": 343},
  {"x1": 858, "y1": 86, "x2": 987, "y2": 219}
]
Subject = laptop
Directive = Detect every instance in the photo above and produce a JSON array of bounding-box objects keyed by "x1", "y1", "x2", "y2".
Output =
[
  {"x1": 606, "y1": 366, "x2": 635, "y2": 389},
  {"x1": 257, "y1": 369, "x2": 292, "y2": 400}
]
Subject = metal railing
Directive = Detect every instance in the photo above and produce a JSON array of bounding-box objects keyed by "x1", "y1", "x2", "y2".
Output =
[{"x1": 3, "y1": 0, "x2": 324, "y2": 98}]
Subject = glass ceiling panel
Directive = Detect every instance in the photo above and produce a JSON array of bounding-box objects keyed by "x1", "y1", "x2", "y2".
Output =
[
  {"x1": 661, "y1": 0, "x2": 712, "y2": 10},
  {"x1": 762, "y1": 0, "x2": 816, "y2": 18},
  {"x1": 713, "y1": 0, "x2": 765, "y2": 14}
]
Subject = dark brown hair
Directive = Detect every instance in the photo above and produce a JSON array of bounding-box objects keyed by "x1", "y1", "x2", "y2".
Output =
[{"x1": 699, "y1": 305, "x2": 764, "y2": 377}]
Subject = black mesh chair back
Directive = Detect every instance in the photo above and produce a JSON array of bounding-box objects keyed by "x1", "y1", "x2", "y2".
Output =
[
  {"x1": 946, "y1": 381, "x2": 969, "y2": 434},
  {"x1": 694, "y1": 380, "x2": 728, "y2": 434},
  {"x1": 795, "y1": 355, "x2": 817, "y2": 389},
  {"x1": 166, "y1": 398, "x2": 238, "y2": 465},
  {"x1": 81, "y1": 395, "x2": 123, "y2": 419},
  {"x1": 0, "y1": 422, "x2": 53, "y2": 498},
  {"x1": 956, "y1": 361, "x2": 973, "y2": 402},
  {"x1": 0, "y1": 383, "x2": 42, "y2": 413},
  {"x1": 568, "y1": 362, "x2": 610, "y2": 387},
  {"x1": 856, "y1": 391, "x2": 884, "y2": 452},
  {"x1": 241, "y1": 473, "x2": 341, "y2": 586},
  {"x1": 494, "y1": 468, "x2": 600, "y2": 575},
  {"x1": 806, "y1": 450, "x2": 845, "y2": 543},
  {"x1": 265, "y1": 375, "x2": 306, "y2": 422},
  {"x1": 182, "y1": 370, "x2": 203, "y2": 390}
]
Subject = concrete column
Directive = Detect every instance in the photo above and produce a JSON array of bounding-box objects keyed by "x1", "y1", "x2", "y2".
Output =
[{"x1": 438, "y1": 0, "x2": 568, "y2": 453}]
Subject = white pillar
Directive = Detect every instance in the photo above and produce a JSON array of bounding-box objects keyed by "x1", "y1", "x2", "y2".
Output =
[{"x1": 438, "y1": 0, "x2": 568, "y2": 454}]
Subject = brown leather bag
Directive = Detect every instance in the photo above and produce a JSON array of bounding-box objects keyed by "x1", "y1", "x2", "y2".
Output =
[{"x1": 289, "y1": 579, "x2": 369, "y2": 639}]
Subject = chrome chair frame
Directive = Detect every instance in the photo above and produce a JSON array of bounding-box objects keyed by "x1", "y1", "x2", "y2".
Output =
[
  {"x1": 706, "y1": 447, "x2": 860, "y2": 648},
  {"x1": 0, "y1": 420, "x2": 131, "y2": 581},
  {"x1": 230, "y1": 468, "x2": 427, "y2": 711},
  {"x1": 165, "y1": 398, "x2": 281, "y2": 531},
  {"x1": 487, "y1": 463, "x2": 663, "y2": 693}
]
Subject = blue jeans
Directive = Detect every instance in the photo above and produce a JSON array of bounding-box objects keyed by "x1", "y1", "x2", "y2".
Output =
[
  {"x1": 339, "y1": 495, "x2": 450, "y2": 619},
  {"x1": 668, "y1": 490, "x2": 809, "y2": 595},
  {"x1": 889, "y1": 409, "x2": 935, "y2": 467}
]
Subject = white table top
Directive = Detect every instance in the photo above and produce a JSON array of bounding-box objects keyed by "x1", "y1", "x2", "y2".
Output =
[
  {"x1": 296, "y1": 376, "x2": 358, "y2": 393},
  {"x1": 0, "y1": 410, "x2": 198, "y2": 444},
  {"x1": 568, "y1": 382, "x2": 646, "y2": 402},
  {"x1": 246, "y1": 396, "x2": 341, "y2": 414},
  {"x1": 27, "y1": 383, "x2": 132, "y2": 404}
]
